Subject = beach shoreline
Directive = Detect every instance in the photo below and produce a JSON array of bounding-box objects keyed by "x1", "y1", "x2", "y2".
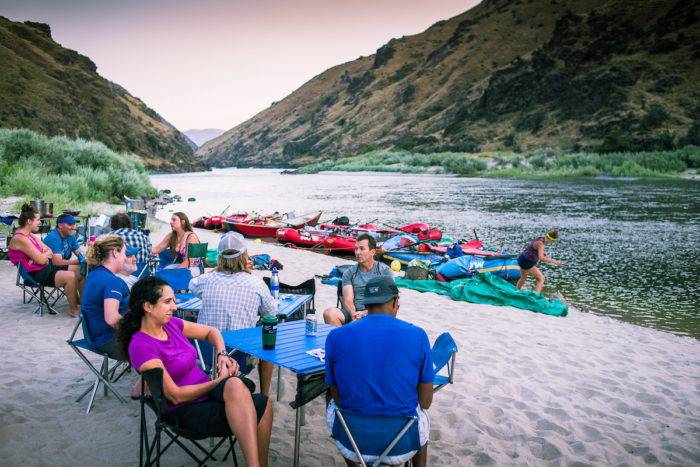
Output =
[{"x1": 0, "y1": 211, "x2": 698, "y2": 466}]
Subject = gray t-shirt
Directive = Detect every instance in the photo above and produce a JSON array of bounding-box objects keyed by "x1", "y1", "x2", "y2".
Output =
[{"x1": 341, "y1": 261, "x2": 393, "y2": 311}]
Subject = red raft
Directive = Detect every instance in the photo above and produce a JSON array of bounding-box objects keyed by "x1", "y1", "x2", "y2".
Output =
[{"x1": 228, "y1": 211, "x2": 323, "y2": 238}]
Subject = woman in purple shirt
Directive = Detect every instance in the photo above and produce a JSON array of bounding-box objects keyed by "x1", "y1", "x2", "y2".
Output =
[
  {"x1": 516, "y1": 229, "x2": 563, "y2": 293},
  {"x1": 118, "y1": 276, "x2": 273, "y2": 467}
]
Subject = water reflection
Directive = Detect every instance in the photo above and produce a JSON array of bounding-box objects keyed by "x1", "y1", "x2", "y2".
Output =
[{"x1": 152, "y1": 169, "x2": 700, "y2": 339}]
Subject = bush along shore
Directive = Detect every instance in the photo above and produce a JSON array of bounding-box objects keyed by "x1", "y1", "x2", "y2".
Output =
[
  {"x1": 297, "y1": 146, "x2": 700, "y2": 178},
  {"x1": 0, "y1": 128, "x2": 157, "y2": 212}
]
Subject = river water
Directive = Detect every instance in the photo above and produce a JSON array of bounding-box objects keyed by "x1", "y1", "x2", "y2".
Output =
[{"x1": 151, "y1": 168, "x2": 700, "y2": 339}]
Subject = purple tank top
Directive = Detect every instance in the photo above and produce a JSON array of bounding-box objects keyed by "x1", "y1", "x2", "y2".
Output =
[
  {"x1": 8, "y1": 233, "x2": 46, "y2": 273},
  {"x1": 521, "y1": 236, "x2": 544, "y2": 263},
  {"x1": 128, "y1": 317, "x2": 209, "y2": 410}
]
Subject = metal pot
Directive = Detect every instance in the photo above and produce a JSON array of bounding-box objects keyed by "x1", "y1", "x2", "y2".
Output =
[
  {"x1": 45, "y1": 202, "x2": 54, "y2": 217},
  {"x1": 30, "y1": 199, "x2": 45, "y2": 216}
]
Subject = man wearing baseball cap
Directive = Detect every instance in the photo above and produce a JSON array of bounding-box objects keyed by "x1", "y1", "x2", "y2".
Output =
[
  {"x1": 189, "y1": 232, "x2": 277, "y2": 395},
  {"x1": 43, "y1": 214, "x2": 85, "y2": 291},
  {"x1": 324, "y1": 276, "x2": 434, "y2": 466}
]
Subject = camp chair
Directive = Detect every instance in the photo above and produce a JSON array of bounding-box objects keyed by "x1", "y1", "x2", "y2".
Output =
[
  {"x1": 139, "y1": 367, "x2": 239, "y2": 467},
  {"x1": 15, "y1": 263, "x2": 65, "y2": 316},
  {"x1": 332, "y1": 407, "x2": 422, "y2": 467},
  {"x1": 187, "y1": 242, "x2": 208, "y2": 275},
  {"x1": 262, "y1": 276, "x2": 316, "y2": 319},
  {"x1": 155, "y1": 268, "x2": 194, "y2": 301},
  {"x1": 66, "y1": 315, "x2": 129, "y2": 414},
  {"x1": 336, "y1": 281, "x2": 343, "y2": 308},
  {"x1": 431, "y1": 332, "x2": 458, "y2": 392}
]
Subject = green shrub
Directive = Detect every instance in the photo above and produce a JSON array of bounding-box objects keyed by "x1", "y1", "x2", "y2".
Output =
[{"x1": 0, "y1": 127, "x2": 156, "y2": 211}]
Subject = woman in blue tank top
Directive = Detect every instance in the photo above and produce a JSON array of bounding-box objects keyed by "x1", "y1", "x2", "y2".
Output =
[{"x1": 516, "y1": 229, "x2": 562, "y2": 293}]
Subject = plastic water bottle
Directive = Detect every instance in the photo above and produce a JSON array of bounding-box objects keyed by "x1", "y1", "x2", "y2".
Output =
[
  {"x1": 270, "y1": 268, "x2": 280, "y2": 300},
  {"x1": 305, "y1": 309, "x2": 317, "y2": 336}
]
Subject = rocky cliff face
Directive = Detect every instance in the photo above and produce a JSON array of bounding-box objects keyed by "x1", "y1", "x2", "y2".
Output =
[
  {"x1": 199, "y1": 0, "x2": 699, "y2": 167},
  {"x1": 0, "y1": 17, "x2": 208, "y2": 173}
]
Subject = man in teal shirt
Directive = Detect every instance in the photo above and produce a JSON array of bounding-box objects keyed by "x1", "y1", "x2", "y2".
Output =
[{"x1": 43, "y1": 214, "x2": 85, "y2": 292}]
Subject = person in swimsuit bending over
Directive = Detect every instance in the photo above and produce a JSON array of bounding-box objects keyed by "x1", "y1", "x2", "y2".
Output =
[{"x1": 516, "y1": 229, "x2": 562, "y2": 294}]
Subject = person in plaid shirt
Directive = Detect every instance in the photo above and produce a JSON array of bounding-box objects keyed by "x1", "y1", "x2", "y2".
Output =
[
  {"x1": 190, "y1": 232, "x2": 277, "y2": 395},
  {"x1": 109, "y1": 212, "x2": 152, "y2": 265}
]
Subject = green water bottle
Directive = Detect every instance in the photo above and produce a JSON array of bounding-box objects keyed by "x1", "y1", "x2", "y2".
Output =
[{"x1": 261, "y1": 315, "x2": 279, "y2": 350}]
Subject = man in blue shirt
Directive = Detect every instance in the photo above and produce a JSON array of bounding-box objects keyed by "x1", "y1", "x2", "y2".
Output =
[
  {"x1": 43, "y1": 214, "x2": 85, "y2": 292},
  {"x1": 325, "y1": 276, "x2": 434, "y2": 466}
]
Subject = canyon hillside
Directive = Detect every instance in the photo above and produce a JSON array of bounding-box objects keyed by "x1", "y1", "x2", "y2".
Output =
[{"x1": 199, "y1": 0, "x2": 700, "y2": 167}]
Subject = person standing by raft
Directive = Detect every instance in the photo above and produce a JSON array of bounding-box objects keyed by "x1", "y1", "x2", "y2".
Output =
[{"x1": 516, "y1": 229, "x2": 562, "y2": 294}]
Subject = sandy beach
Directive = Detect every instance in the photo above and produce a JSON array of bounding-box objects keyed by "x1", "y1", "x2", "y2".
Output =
[{"x1": 1, "y1": 216, "x2": 698, "y2": 466}]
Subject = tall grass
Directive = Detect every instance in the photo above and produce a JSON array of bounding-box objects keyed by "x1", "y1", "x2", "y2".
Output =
[
  {"x1": 297, "y1": 146, "x2": 700, "y2": 178},
  {"x1": 0, "y1": 128, "x2": 156, "y2": 211}
]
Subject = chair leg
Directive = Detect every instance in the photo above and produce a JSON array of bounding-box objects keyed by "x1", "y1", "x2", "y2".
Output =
[
  {"x1": 69, "y1": 345, "x2": 127, "y2": 406},
  {"x1": 85, "y1": 376, "x2": 100, "y2": 414},
  {"x1": 276, "y1": 365, "x2": 282, "y2": 401},
  {"x1": 102, "y1": 357, "x2": 109, "y2": 398},
  {"x1": 76, "y1": 376, "x2": 99, "y2": 402}
]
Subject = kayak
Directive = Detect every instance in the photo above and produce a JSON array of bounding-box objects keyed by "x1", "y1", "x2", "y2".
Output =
[
  {"x1": 436, "y1": 255, "x2": 521, "y2": 280},
  {"x1": 203, "y1": 215, "x2": 225, "y2": 230},
  {"x1": 228, "y1": 211, "x2": 323, "y2": 238}
]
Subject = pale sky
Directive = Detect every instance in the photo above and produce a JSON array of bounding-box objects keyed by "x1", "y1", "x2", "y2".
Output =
[{"x1": 3, "y1": 0, "x2": 480, "y2": 131}]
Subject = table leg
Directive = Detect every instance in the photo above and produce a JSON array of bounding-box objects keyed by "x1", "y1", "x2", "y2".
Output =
[
  {"x1": 276, "y1": 365, "x2": 282, "y2": 401},
  {"x1": 294, "y1": 405, "x2": 302, "y2": 467}
]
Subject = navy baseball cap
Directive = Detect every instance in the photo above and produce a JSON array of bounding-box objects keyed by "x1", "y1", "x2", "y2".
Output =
[
  {"x1": 363, "y1": 276, "x2": 399, "y2": 305},
  {"x1": 126, "y1": 246, "x2": 140, "y2": 257},
  {"x1": 57, "y1": 214, "x2": 77, "y2": 225}
]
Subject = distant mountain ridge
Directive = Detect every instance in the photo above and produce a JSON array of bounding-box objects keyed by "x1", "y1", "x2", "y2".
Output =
[
  {"x1": 184, "y1": 128, "x2": 225, "y2": 147},
  {"x1": 0, "y1": 16, "x2": 207, "y2": 173},
  {"x1": 199, "y1": 0, "x2": 700, "y2": 167}
]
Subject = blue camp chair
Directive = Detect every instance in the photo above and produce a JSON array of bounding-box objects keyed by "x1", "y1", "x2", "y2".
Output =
[
  {"x1": 431, "y1": 332, "x2": 458, "y2": 392},
  {"x1": 15, "y1": 263, "x2": 65, "y2": 316},
  {"x1": 66, "y1": 315, "x2": 128, "y2": 414},
  {"x1": 332, "y1": 408, "x2": 422, "y2": 467},
  {"x1": 155, "y1": 268, "x2": 195, "y2": 302}
]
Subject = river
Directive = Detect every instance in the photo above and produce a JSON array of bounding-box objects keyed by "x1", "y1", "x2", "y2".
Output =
[{"x1": 151, "y1": 168, "x2": 700, "y2": 339}]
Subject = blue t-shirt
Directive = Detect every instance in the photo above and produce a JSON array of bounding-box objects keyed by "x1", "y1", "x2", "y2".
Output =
[
  {"x1": 82, "y1": 266, "x2": 130, "y2": 348},
  {"x1": 43, "y1": 228, "x2": 80, "y2": 260},
  {"x1": 325, "y1": 313, "x2": 434, "y2": 417}
]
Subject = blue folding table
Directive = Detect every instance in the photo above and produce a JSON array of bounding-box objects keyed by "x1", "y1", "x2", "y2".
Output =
[{"x1": 222, "y1": 320, "x2": 333, "y2": 467}]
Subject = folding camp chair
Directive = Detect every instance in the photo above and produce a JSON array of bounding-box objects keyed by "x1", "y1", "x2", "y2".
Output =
[
  {"x1": 263, "y1": 276, "x2": 316, "y2": 318},
  {"x1": 155, "y1": 268, "x2": 195, "y2": 301},
  {"x1": 66, "y1": 315, "x2": 129, "y2": 414},
  {"x1": 16, "y1": 263, "x2": 65, "y2": 316},
  {"x1": 431, "y1": 332, "x2": 458, "y2": 392},
  {"x1": 332, "y1": 407, "x2": 422, "y2": 467},
  {"x1": 139, "y1": 367, "x2": 239, "y2": 467},
  {"x1": 187, "y1": 242, "x2": 208, "y2": 275}
]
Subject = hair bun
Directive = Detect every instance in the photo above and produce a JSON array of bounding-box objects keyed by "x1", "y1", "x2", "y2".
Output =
[{"x1": 21, "y1": 203, "x2": 34, "y2": 212}]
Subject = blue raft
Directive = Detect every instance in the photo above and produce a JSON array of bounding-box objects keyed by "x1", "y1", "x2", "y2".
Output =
[{"x1": 436, "y1": 254, "x2": 521, "y2": 280}]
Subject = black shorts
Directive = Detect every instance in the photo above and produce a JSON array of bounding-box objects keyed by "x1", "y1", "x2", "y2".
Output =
[
  {"x1": 171, "y1": 377, "x2": 268, "y2": 435},
  {"x1": 96, "y1": 338, "x2": 128, "y2": 361},
  {"x1": 28, "y1": 264, "x2": 68, "y2": 287},
  {"x1": 517, "y1": 255, "x2": 538, "y2": 271}
]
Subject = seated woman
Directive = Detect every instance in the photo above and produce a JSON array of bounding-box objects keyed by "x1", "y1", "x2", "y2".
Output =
[
  {"x1": 8, "y1": 203, "x2": 80, "y2": 316},
  {"x1": 119, "y1": 276, "x2": 273, "y2": 467},
  {"x1": 151, "y1": 212, "x2": 201, "y2": 272},
  {"x1": 189, "y1": 232, "x2": 277, "y2": 395},
  {"x1": 82, "y1": 236, "x2": 131, "y2": 359}
]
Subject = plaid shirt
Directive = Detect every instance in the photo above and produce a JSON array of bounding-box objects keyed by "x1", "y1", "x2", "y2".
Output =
[
  {"x1": 111, "y1": 228, "x2": 152, "y2": 264},
  {"x1": 189, "y1": 271, "x2": 276, "y2": 331}
]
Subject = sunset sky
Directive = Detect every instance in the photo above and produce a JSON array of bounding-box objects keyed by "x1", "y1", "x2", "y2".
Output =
[{"x1": 3, "y1": 0, "x2": 479, "y2": 132}]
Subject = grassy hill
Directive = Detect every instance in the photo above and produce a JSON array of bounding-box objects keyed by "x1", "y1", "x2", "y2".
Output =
[
  {"x1": 0, "y1": 17, "x2": 207, "y2": 173},
  {"x1": 199, "y1": 0, "x2": 700, "y2": 168}
]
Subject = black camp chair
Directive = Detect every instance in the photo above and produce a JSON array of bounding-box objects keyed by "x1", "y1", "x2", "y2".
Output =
[{"x1": 139, "y1": 368, "x2": 239, "y2": 467}]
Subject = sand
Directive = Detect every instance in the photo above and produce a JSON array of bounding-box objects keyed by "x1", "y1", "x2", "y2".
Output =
[{"x1": 1, "y1": 216, "x2": 698, "y2": 466}]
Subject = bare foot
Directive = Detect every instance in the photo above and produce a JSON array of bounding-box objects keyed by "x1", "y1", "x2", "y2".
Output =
[{"x1": 70, "y1": 309, "x2": 80, "y2": 318}]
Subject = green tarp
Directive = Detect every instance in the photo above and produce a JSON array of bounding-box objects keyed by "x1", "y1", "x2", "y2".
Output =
[{"x1": 396, "y1": 273, "x2": 568, "y2": 317}]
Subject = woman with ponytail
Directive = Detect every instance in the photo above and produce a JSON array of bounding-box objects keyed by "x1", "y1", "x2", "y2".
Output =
[
  {"x1": 81, "y1": 235, "x2": 131, "y2": 359},
  {"x1": 151, "y1": 212, "x2": 201, "y2": 272},
  {"x1": 8, "y1": 203, "x2": 80, "y2": 316},
  {"x1": 516, "y1": 229, "x2": 563, "y2": 293},
  {"x1": 119, "y1": 277, "x2": 273, "y2": 467}
]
